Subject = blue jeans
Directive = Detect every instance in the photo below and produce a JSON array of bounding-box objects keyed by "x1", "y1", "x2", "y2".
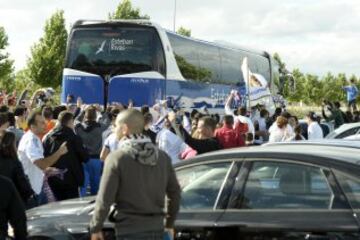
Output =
[
  {"x1": 80, "y1": 158, "x2": 103, "y2": 196},
  {"x1": 116, "y1": 231, "x2": 164, "y2": 240}
]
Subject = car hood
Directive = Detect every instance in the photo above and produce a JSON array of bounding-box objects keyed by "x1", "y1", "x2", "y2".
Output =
[
  {"x1": 26, "y1": 197, "x2": 100, "y2": 238},
  {"x1": 27, "y1": 196, "x2": 96, "y2": 219}
]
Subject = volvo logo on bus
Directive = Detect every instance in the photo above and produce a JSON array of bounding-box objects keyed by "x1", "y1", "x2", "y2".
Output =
[
  {"x1": 130, "y1": 78, "x2": 149, "y2": 84},
  {"x1": 65, "y1": 76, "x2": 82, "y2": 81}
]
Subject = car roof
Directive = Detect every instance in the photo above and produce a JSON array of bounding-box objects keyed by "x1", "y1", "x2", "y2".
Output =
[
  {"x1": 266, "y1": 139, "x2": 360, "y2": 149},
  {"x1": 174, "y1": 143, "x2": 360, "y2": 175},
  {"x1": 338, "y1": 122, "x2": 360, "y2": 129}
]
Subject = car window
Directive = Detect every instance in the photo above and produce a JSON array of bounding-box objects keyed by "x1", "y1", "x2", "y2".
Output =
[
  {"x1": 336, "y1": 127, "x2": 360, "y2": 139},
  {"x1": 240, "y1": 161, "x2": 333, "y2": 209},
  {"x1": 334, "y1": 172, "x2": 360, "y2": 209},
  {"x1": 176, "y1": 162, "x2": 232, "y2": 210}
]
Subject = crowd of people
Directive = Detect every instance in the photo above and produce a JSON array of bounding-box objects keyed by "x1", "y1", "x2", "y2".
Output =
[{"x1": 0, "y1": 83, "x2": 358, "y2": 239}]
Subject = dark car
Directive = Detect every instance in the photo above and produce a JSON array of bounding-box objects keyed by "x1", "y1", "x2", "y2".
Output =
[{"x1": 26, "y1": 143, "x2": 360, "y2": 240}]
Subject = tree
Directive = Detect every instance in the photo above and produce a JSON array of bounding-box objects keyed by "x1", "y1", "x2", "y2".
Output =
[
  {"x1": 272, "y1": 52, "x2": 290, "y2": 95},
  {"x1": 14, "y1": 68, "x2": 34, "y2": 92},
  {"x1": 334, "y1": 73, "x2": 347, "y2": 102},
  {"x1": 109, "y1": 0, "x2": 150, "y2": 20},
  {"x1": 177, "y1": 27, "x2": 191, "y2": 37},
  {"x1": 281, "y1": 68, "x2": 305, "y2": 103},
  {"x1": 273, "y1": 52, "x2": 287, "y2": 74},
  {"x1": 27, "y1": 10, "x2": 68, "y2": 88},
  {"x1": 303, "y1": 74, "x2": 322, "y2": 105},
  {"x1": 0, "y1": 26, "x2": 15, "y2": 91}
]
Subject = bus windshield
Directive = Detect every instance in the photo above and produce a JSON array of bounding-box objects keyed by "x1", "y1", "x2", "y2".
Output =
[{"x1": 66, "y1": 26, "x2": 166, "y2": 77}]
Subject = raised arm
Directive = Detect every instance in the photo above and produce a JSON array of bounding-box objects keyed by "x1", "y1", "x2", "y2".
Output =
[{"x1": 224, "y1": 92, "x2": 235, "y2": 116}]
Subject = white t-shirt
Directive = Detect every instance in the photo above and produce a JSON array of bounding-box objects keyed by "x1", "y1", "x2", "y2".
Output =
[
  {"x1": 104, "y1": 133, "x2": 119, "y2": 152},
  {"x1": 18, "y1": 131, "x2": 45, "y2": 194},
  {"x1": 257, "y1": 118, "x2": 267, "y2": 132},
  {"x1": 308, "y1": 122, "x2": 323, "y2": 140},
  {"x1": 156, "y1": 128, "x2": 188, "y2": 164},
  {"x1": 268, "y1": 124, "x2": 294, "y2": 143},
  {"x1": 269, "y1": 122, "x2": 294, "y2": 136}
]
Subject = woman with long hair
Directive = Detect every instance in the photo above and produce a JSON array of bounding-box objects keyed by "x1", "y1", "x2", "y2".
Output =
[
  {"x1": 268, "y1": 116, "x2": 293, "y2": 143},
  {"x1": 0, "y1": 131, "x2": 34, "y2": 203},
  {"x1": 292, "y1": 125, "x2": 306, "y2": 141}
]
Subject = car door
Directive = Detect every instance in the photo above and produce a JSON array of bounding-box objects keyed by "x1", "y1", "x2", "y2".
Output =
[
  {"x1": 174, "y1": 159, "x2": 242, "y2": 240},
  {"x1": 216, "y1": 159, "x2": 360, "y2": 240},
  {"x1": 333, "y1": 170, "x2": 360, "y2": 224}
]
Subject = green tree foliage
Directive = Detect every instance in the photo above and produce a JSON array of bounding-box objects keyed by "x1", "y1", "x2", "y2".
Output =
[
  {"x1": 284, "y1": 68, "x2": 305, "y2": 102},
  {"x1": 27, "y1": 10, "x2": 68, "y2": 88},
  {"x1": 0, "y1": 26, "x2": 15, "y2": 91},
  {"x1": 303, "y1": 74, "x2": 322, "y2": 105},
  {"x1": 177, "y1": 27, "x2": 191, "y2": 37},
  {"x1": 273, "y1": 52, "x2": 290, "y2": 94},
  {"x1": 273, "y1": 52, "x2": 286, "y2": 74},
  {"x1": 109, "y1": 0, "x2": 150, "y2": 20},
  {"x1": 321, "y1": 73, "x2": 342, "y2": 102},
  {"x1": 273, "y1": 53, "x2": 359, "y2": 106},
  {"x1": 13, "y1": 68, "x2": 35, "y2": 92}
]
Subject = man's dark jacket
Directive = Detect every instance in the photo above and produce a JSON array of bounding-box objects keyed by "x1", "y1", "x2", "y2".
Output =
[
  {"x1": 75, "y1": 121, "x2": 107, "y2": 158},
  {"x1": 178, "y1": 126, "x2": 221, "y2": 154},
  {"x1": 0, "y1": 154, "x2": 34, "y2": 203},
  {"x1": 0, "y1": 176, "x2": 27, "y2": 240},
  {"x1": 43, "y1": 126, "x2": 89, "y2": 188}
]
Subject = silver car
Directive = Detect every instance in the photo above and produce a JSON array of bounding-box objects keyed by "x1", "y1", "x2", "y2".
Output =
[{"x1": 326, "y1": 122, "x2": 360, "y2": 139}]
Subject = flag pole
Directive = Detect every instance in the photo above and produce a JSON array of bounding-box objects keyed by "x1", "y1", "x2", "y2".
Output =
[
  {"x1": 173, "y1": 0, "x2": 177, "y2": 32},
  {"x1": 247, "y1": 60, "x2": 251, "y2": 111},
  {"x1": 241, "y1": 57, "x2": 251, "y2": 113}
]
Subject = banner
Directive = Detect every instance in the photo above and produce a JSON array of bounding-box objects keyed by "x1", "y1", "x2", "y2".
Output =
[{"x1": 241, "y1": 57, "x2": 271, "y2": 103}]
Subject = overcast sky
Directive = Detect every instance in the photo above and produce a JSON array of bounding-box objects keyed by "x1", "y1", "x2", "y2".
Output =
[{"x1": 1, "y1": 0, "x2": 360, "y2": 76}]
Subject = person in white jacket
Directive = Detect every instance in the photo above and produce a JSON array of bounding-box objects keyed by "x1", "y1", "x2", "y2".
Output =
[
  {"x1": 268, "y1": 116, "x2": 293, "y2": 142},
  {"x1": 306, "y1": 111, "x2": 323, "y2": 140}
]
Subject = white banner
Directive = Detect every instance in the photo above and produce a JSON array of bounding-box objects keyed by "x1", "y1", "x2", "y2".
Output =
[{"x1": 241, "y1": 57, "x2": 271, "y2": 103}]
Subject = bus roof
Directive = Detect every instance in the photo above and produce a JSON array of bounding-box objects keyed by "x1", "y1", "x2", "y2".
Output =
[
  {"x1": 165, "y1": 30, "x2": 269, "y2": 58},
  {"x1": 72, "y1": 19, "x2": 153, "y2": 27}
]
